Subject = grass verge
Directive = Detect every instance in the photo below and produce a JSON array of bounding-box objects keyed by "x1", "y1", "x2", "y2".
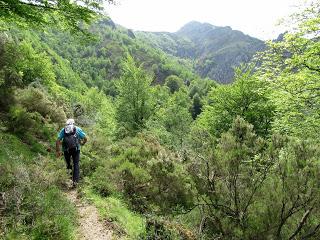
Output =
[{"x1": 83, "y1": 185, "x2": 146, "y2": 239}]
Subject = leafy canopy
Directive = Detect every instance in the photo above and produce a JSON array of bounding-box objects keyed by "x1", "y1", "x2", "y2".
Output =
[
  {"x1": 256, "y1": 1, "x2": 320, "y2": 139},
  {"x1": 0, "y1": 0, "x2": 115, "y2": 32},
  {"x1": 116, "y1": 55, "x2": 153, "y2": 132},
  {"x1": 198, "y1": 65, "x2": 275, "y2": 138}
]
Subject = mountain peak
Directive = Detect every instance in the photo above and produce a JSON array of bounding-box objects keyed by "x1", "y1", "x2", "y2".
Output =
[
  {"x1": 176, "y1": 21, "x2": 218, "y2": 35},
  {"x1": 139, "y1": 20, "x2": 265, "y2": 83}
]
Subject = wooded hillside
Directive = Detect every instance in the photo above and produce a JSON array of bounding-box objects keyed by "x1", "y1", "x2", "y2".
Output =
[{"x1": 0, "y1": 1, "x2": 320, "y2": 239}]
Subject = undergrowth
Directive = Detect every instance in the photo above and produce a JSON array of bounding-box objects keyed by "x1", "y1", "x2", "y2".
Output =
[{"x1": 0, "y1": 130, "x2": 77, "y2": 240}]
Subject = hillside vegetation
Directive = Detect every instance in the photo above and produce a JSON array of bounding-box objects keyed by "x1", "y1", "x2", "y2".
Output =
[
  {"x1": 136, "y1": 21, "x2": 265, "y2": 83},
  {"x1": 0, "y1": 1, "x2": 320, "y2": 239}
]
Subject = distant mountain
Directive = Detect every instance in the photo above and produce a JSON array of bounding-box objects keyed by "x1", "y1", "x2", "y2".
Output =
[
  {"x1": 136, "y1": 21, "x2": 265, "y2": 83},
  {"x1": 39, "y1": 19, "x2": 265, "y2": 89}
]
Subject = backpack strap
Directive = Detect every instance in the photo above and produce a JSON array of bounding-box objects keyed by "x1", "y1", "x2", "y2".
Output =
[{"x1": 72, "y1": 126, "x2": 77, "y2": 135}]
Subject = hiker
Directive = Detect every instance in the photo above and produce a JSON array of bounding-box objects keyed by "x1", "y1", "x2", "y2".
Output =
[{"x1": 56, "y1": 119, "x2": 87, "y2": 187}]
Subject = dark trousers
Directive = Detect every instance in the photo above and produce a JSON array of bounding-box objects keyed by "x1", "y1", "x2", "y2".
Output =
[{"x1": 64, "y1": 149, "x2": 80, "y2": 183}]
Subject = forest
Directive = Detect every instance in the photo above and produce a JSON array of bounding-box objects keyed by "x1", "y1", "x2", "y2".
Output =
[{"x1": 0, "y1": 0, "x2": 320, "y2": 239}]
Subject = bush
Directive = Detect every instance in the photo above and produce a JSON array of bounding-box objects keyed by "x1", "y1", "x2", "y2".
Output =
[
  {"x1": 15, "y1": 87, "x2": 66, "y2": 124},
  {"x1": 7, "y1": 105, "x2": 39, "y2": 134},
  {"x1": 165, "y1": 75, "x2": 184, "y2": 94},
  {"x1": 91, "y1": 134, "x2": 195, "y2": 214},
  {"x1": 91, "y1": 166, "x2": 117, "y2": 197},
  {"x1": 140, "y1": 217, "x2": 196, "y2": 240},
  {"x1": 0, "y1": 132, "x2": 77, "y2": 239},
  {"x1": 7, "y1": 105, "x2": 55, "y2": 152},
  {"x1": 1, "y1": 160, "x2": 77, "y2": 239}
]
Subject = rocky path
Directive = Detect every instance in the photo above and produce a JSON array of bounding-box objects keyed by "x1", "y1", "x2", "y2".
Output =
[{"x1": 66, "y1": 188, "x2": 113, "y2": 240}]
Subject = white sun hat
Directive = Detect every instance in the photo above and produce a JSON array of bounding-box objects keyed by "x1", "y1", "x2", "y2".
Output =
[
  {"x1": 66, "y1": 119, "x2": 75, "y2": 125},
  {"x1": 65, "y1": 119, "x2": 75, "y2": 134}
]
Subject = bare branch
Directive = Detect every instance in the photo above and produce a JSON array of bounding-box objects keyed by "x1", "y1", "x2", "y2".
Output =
[{"x1": 289, "y1": 208, "x2": 313, "y2": 240}]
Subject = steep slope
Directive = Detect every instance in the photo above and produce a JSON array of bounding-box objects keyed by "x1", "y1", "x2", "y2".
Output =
[
  {"x1": 136, "y1": 21, "x2": 265, "y2": 83},
  {"x1": 38, "y1": 18, "x2": 200, "y2": 94}
]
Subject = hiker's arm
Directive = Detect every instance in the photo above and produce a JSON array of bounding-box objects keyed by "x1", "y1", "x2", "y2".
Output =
[
  {"x1": 77, "y1": 127, "x2": 87, "y2": 146},
  {"x1": 56, "y1": 139, "x2": 62, "y2": 157}
]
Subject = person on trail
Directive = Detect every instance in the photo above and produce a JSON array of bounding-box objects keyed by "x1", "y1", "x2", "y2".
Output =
[{"x1": 56, "y1": 119, "x2": 87, "y2": 187}]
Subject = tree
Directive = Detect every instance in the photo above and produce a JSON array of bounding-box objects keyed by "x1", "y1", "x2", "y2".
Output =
[
  {"x1": 191, "y1": 93, "x2": 202, "y2": 119},
  {"x1": 189, "y1": 78, "x2": 216, "y2": 119},
  {"x1": 189, "y1": 117, "x2": 320, "y2": 239},
  {"x1": 256, "y1": 1, "x2": 320, "y2": 139},
  {"x1": 197, "y1": 65, "x2": 275, "y2": 138},
  {"x1": 0, "y1": 0, "x2": 115, "y2": 32},
  {"x1": 0, "y1": 38, "x2": 56, "y2": 110},
  {"x1": 116, "y1": 55, "x2": 153, "y2": 132},
  {"x1": 164, "y1": 75, "x2": 184, "y2": 93},
  {"x1": 147, "y1": 89, "x2": 192, "y2": 148}
]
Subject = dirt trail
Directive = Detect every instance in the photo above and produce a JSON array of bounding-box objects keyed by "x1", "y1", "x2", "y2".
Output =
[{"x1": 66, "y1": 188, "x2": 113, "y2": 240}]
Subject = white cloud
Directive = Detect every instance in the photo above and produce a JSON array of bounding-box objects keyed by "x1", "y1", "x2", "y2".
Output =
[{"x1": 105, "y1": 0, "x2": 305, "y2": 40}]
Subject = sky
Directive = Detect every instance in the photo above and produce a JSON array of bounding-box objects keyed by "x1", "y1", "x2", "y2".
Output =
[{"x1": 105, "y1": 0, "x2": 306, "y2": 40}]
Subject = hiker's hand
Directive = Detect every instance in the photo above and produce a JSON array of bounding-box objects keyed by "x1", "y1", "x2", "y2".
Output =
[
  {"x1": 56, "y1": 151, "x2": 62, "y2": 158},
  {"x1": 80, "y1": 138, "x2": 87, "y2": 146}
]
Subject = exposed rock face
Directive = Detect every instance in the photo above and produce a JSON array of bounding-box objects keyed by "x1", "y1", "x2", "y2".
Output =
[{"x1": 127, "y1": 29, "x2": 135, "y2": 39}]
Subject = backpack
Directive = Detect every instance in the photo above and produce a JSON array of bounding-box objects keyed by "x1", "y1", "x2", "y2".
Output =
[{"x1": 63, "y1": 126, "x2": 79, "y2": 151}]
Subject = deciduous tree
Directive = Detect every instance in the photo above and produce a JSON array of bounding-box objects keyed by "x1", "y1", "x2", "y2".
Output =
[{"x1": 0, "y1": 0, "x2": 115, "y2": 32}]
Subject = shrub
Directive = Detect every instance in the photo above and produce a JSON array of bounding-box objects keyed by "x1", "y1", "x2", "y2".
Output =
[
  {"x1": 165, "y1": 75, "x2": 184, "y2": 94},
  {"x1": 15, "y1": 87, "x2": 66, "y2": 124},
  {"x1": 91, "y1": 166, "x2": 117, "y2": 197},
  {"x1": 140, "y1": 217, "x2": 196, "y2": 240},
  {"x1": 91, "y1": 134, "x2": 196, "y2": 214},
  {"x1": 0, "y1": 133, "x2": 77, "y2": 239},
  {"x1": 7, "y1": 105, "x2": 39, "y2": 134}
]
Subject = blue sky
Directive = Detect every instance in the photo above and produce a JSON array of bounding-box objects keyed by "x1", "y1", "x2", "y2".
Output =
[{"x1": 105, "y1": 0, "x2": 305, "y2": 40}]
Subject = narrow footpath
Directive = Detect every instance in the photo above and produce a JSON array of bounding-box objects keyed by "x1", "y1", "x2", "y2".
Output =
[{"x1": 66, "y1": 188, "x2": 113, "y2": 240}]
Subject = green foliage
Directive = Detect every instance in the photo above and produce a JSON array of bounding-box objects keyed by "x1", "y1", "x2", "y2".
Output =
[
  {"x1": 75, "y1": 87, "x2": 116, "y2": 131},
  {"x1": 0, "y1": 38, "x2": 55, "y2": 88},
  {"x1": 191, "y1": 93, "x2": 202, "y2": 119},
  {"x1": 5, "y1": 86, "x2": 66, "y2": 152},
  {"x1": 90, "y1": 134, "x2": 195, "y2": 214},
  {"x1": 90, "y1": 166, "x2": 117, "y2": 197},
  {"x1": 116, "y1": 55, "x2": 153, "y2": 132},
  {"x1": 140, "y1": 217, "x2": 197, "y2": 240},
  {"x1": 188, "y1": 77, "x2": 216, "y2": 101},
  {"x1": 147, "y1": 89, "x2": 193, "y2": 148},
  {"x1": 0, "y1": 131, "x2": 77, "y2": 239},
  {"x1": 0, "y1": 0, "x2": 115, "y2": 33},
  {"x1": 165, "y1": 75, "x2": 185, "y2": 93},
  {"x1": 198, "y1": 65, "x2": 275, "y2": 138},
  {"x1": 7, "y1": 105, "x2": 39, "y2": 134},
  {"x1": 256, "y1": 2, "x2": 320, "y2": 139},
  {"x1": 189, "y1": 78, "x2": 216, "y2": 119},
  {"x1": 0, "y1": 35, "x2": 57, "y2": 113},
  {"x1": 1, "y1": 2, "x2": 320, "y2": 239},
  {"x1": 15, "y1": 87, "x2": 66, "y2": 124},
  {"x1": 188, "y1": 117, "x2": 320, "y2": 239}
]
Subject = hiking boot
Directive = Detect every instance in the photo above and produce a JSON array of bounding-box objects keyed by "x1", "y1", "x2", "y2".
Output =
[{"x1": 72, "y1": 181, "x2": 78, "y2": 189}]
